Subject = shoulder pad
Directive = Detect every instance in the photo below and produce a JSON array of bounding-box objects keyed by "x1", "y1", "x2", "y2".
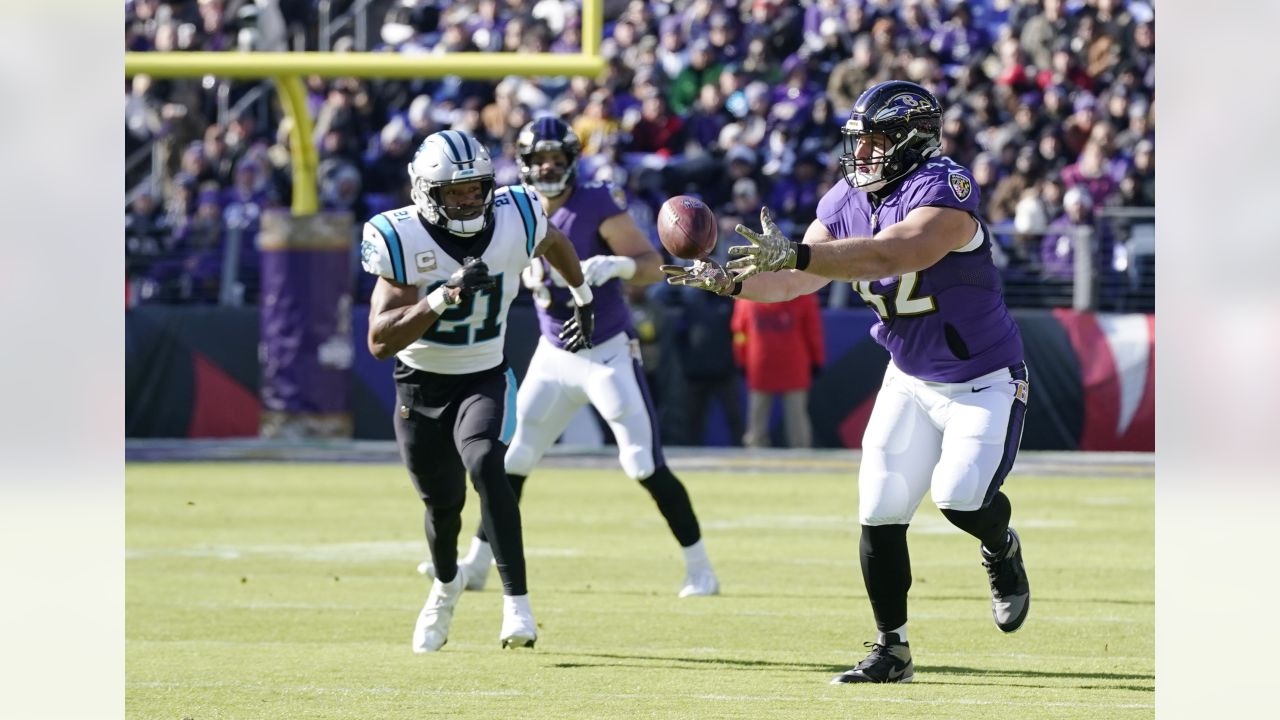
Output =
[
  {"x1": 361, "y1": 214, "x2": 408, "y2": 283},
  {"x1": 498, "y1": 184, "x2": 549, "y2": 256}
]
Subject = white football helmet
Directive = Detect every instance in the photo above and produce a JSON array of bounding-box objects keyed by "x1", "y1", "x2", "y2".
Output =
[{"x1": 408, "y1": 130, "x2": 496, "y2": 236}]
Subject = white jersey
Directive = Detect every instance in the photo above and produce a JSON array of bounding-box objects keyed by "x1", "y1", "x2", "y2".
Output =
[{"x1": 361, "y1": 185, "x2": 550, "y2": 374}]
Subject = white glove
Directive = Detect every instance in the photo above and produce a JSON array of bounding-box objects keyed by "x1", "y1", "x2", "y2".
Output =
[{"x1": 580, "y1": 255, "x2": 637, "y2": 286}]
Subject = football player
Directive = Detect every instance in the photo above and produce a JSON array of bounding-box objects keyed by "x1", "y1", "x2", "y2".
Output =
[
  {"x1": 363, "y1": 128, "x2": 595, "y2": 652},
  {"x1": 664, "y1": 81, "x2": 1031, "y2": 683},
  {"x1": 420, "y1": 116, "x2": 719, "y2": 598}
]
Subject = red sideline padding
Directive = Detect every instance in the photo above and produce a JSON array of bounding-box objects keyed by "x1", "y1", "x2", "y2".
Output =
[
  {"x1": 1053, "y1": 310, "x2": 1154, "y2": 451},
  {"x1": 839, "y1": 392, "x2": 879, "y2": 449},
  {"x1": 189, "y1": 352, "x2": 260, "y2": 437}
]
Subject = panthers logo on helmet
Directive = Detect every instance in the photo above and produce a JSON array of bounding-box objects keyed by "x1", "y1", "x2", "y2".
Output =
[{"x1": 948, "y1": 173, "x2": 972, "y2": 202}]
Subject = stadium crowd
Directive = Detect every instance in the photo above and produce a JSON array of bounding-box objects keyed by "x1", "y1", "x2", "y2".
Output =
[{"x1": 125, "y1": 0, "x2": 1154, "y2": 310}]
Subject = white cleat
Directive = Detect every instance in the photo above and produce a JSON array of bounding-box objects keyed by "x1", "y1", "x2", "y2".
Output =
[
  {"x1": 412, "y1": 573, "x2": 466, "y2": 653},
  {"x1": 499, "y1": 594, "x2": 538, "y2": 649},
  {"x1": 678, "y1": 568, "x2": 720, "y2": 598},
  {"x1": 419, "y1": 539, "x2": 493, "y2": 591}
]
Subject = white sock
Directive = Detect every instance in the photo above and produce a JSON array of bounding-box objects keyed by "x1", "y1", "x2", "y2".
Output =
[
  {"x1": 878, "y1": 624, "x2": 907, "y2": 644},
  {"x1": 503, "y1": 593, "x2": 532, "y2": 616},
  {"x1": 681, "y1": 539, "x2": 712, "y2": 573},
  {"x1": 462, "y1": 537, "x2": 492, "y2": 565}
]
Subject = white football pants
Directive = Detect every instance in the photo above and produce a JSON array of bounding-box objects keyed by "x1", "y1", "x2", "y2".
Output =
[
  {"x1": 859, "y1": 361, "x2": 1030, "y2": 525},
  {"x1": 505, "y1": 332, "x2": 662, "y2": 481}
]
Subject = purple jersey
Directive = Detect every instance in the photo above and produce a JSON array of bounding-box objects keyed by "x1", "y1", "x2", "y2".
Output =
[
  {"x1": 817, "y1": 156, "x2": 1024, "y2": 382},
  {"x1": 529, "y1": 181, "x2": 635, "y2": 348}
]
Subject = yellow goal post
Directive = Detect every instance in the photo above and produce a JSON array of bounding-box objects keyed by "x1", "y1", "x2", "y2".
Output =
[{"x1": 124, "y1": 0, "x2": 605, "y2": 215}]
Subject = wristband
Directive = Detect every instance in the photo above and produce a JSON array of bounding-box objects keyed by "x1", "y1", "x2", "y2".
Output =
[
  {"x1": 793, "y1": 243, "x2": 811, "y2": 271},
  {"x1": 614, "y1": 256, "x2": 637, "y2": 280},
  {"x1": 569, "y1": 282, "x2": 594, "y2": 306},
  {"x1": 728, "y1": 281, "x2": 744, "y2": 296},
  {"x1": 426, "y1": 286, "x2": 453, "y2": 314}
]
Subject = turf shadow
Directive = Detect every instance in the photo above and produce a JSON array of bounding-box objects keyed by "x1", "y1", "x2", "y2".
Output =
[{"x1": 921, "y1": 664, "x2": 1153, "y2": 683}]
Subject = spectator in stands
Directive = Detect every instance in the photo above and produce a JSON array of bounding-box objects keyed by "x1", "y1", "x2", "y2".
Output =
[
  {"x1": 1034, "y1": 129, "x2": 1069, "y2": 178},
  {"x1": 1020, "y1": 0, "x2": 1071, "y2": 71},
  {"x1": 736, "y1": 37, "x2": 778, "y2": 87},
  {"x1": 200, "y1": 124, "x2": 236, "y2": 187},
  {"x1": 768, "y1": 153, "x2": 823, "y2": 238},
  {"x1": 684, "y1": 83, "x2": 730, "y2": 151},
  {"x1": 363, "y1": 119, "x2": 415, "y2": 204},
  {"x1": 220, "y1": 157, "x2": 277, "y2": 303},
  {"x1": 810, "y1": 18, "x2": 853, "y2": 75},
  {"x1": 574, "y1": 89, "x2": 623, "y2": 158},
  {"x1": 628, "y1": 88, "x2": 686, "y2": 157},
  {"x1": 176, "y1": 187, "x2": 228, "y2": 304},
  {"x1": 747, "y1": 0, "x2": 805, "y2": 62},
  {"x1": 126, "y1": 188, "x2": 178, "y2": 302},
  {"x1": 971, "y1": 152, "x2": 1002, "y2": 207},
  {"x1": 1114, "y1": 96, "x2": 1153, "y2": 157},
  {"x1": 732, "y1": 294, "x2": 824, "y2": 448},
  {"x1": 987, "y1": 145, "x2": 1043, "y2": 224},
  {"x1": 931, "y1": 3, "x2": 987, "y2": 66},
  {"x1": 1010, "y1": 190, "x2": 1050, "y2": 277},
  {"x1": 1062, "y1": 139, "x2": 1119, "y2": 209},
  {"x1": 1062, "y1": 92, "x2": 1099, "y2": 156},
  {"x1": 707, "y1": 11, "x2": 743, "y2": 63},
  {"x1": 670, "y1": 40, "x2": 723, "y2": 115},
  {"x1": 1039, "y1": 185, "x2": 1122, "y2": 307},
  {"x1": 1118, "y1": 139, "x2": 1154, "y2": 208},
  {"x1": 196, "y1": 0, "x2": 233, "y2": 51}
]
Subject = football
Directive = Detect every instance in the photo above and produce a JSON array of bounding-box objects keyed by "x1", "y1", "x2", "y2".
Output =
[{"x1": 657, "y1": 195, "x2": 717, "y2": 260}]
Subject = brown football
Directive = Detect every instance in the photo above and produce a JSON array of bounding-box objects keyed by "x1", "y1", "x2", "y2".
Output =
[{"x1": 657, "y1": 195, "x2": 717, "y2": 260}]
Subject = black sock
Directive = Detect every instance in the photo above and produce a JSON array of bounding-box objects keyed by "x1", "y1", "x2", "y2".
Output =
[
  {"x1": 640, "y1": 466, "x2": 701, "y2": 547},
  {"x1": 476, "y1": 473, "x2": 526, "y2": 544},
  {"x1": 941, "y1": 491, "x2": 1012, "y2": 552},
  {"x1": 860, "y1": 524, "x2": 912, "y2": 633}
]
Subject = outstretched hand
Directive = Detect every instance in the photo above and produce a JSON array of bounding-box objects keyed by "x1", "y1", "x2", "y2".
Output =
[
  {"x1": 726, "y1": 206, "x2": 798, "y2": 281},
  {"x1": 660, "y1": 257, "x2": 737, "y2": 295}
]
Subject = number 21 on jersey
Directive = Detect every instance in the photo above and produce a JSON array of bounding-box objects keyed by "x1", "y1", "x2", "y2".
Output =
[
  {"x1": 854, "y1": 271, "x2": 936, "y2": 321},
  {"x1": 422, "y1": 273, "x2": 505, "y2": 345}
]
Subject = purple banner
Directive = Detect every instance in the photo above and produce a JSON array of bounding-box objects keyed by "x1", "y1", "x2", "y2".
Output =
[{"x1": 258, "y1": 210, "x2": 355, "y2": 438}]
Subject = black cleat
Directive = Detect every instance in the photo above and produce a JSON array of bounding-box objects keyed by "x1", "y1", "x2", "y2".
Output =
[
  {"x1": 830, "y1": 634, "x2": 914, "y2": 684},
  {"x1": 982, "y1": 527, "x2": 1030, "y2": 633}
]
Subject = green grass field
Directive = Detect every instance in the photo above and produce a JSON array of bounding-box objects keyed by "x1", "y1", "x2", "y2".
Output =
[{"x1": 126, "y1": 458, "x2": 1153, "y2": 719}]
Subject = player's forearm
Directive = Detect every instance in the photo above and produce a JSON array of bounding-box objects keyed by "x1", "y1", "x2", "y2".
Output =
[
  {"x1": 801, "y1": 237, "x2": 905, "y2": 282},
  {"x1": 627, "y1": 250, "x2": 664, "y2": 285},
  {"x1": 544, "y1": 235, "x2": 586, "y2": 288},
  {"x1": 738, "y1": 268, "x2": 827, "y2": 303},
  {"x1": 368, "y1": 296, "x2": 444, "y2": 360}
]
